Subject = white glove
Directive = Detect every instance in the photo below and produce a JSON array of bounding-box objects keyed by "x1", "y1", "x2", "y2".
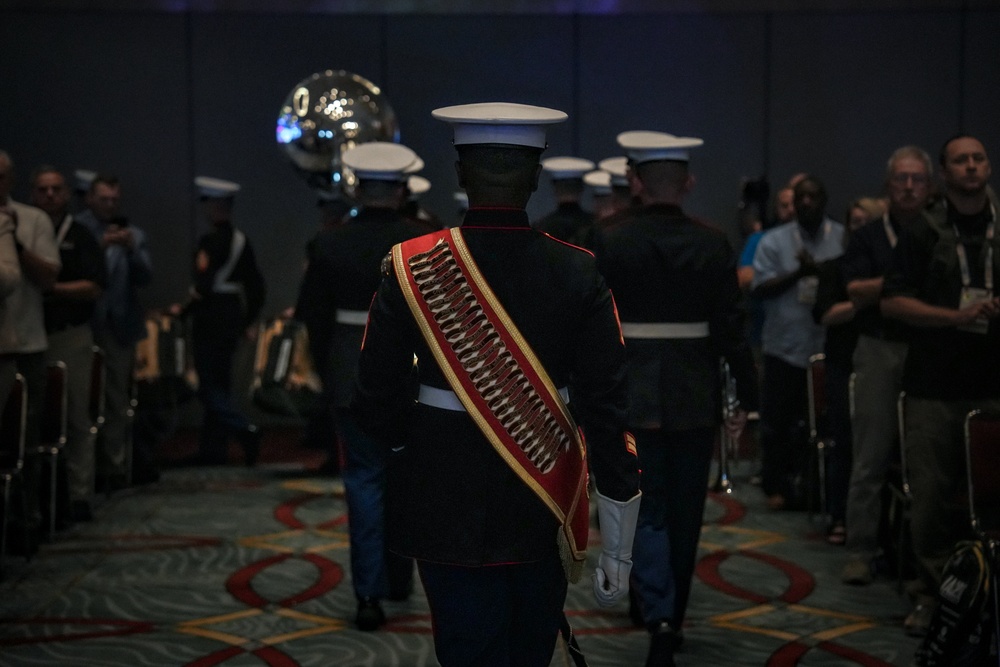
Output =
[{"x1": 592, "y1": 490, "x2": 641, "y2": 607}]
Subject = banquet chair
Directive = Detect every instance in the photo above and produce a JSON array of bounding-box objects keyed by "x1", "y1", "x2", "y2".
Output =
[{"x1": 1, "y1": 374, "x2": 30, "y2": 575}]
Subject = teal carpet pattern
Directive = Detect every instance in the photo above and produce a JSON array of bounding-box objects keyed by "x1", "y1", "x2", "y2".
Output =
[{"x1": 0, "y1": 434, "x2": 923, "y2": 666}]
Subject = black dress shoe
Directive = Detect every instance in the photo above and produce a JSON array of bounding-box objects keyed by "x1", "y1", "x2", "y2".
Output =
[
  {"x1": 355, "y1": 596, "x2": 386, "y2": 631},
  {"x1": 645, "y1": 621, "x2": 683, "y2": 667},
  {"x1": 241, "y1": 425, "x2": 262, "y2": 468}
]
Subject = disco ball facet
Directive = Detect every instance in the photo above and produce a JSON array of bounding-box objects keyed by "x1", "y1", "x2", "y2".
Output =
[{"x1": 276, "y1": 70, "x2": 399, "y2": 191}]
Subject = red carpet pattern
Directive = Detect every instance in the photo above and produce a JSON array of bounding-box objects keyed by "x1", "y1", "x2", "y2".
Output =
[{"x1": 0, "y1": 457, "x2": 922, "y2": 666}]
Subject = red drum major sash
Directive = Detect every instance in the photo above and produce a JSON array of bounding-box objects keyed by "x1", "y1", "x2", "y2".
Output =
[{"x1": 393, "y1": 228, "x2": 589, "y2": 581}]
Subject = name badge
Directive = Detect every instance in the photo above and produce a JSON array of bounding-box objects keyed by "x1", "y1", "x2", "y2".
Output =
[
  {"x1": 958, "y1": 286, "x2": 992, "y2": 335},
  {"x1": 797, "y1": 276, "x2": 818, "y2": 306}
]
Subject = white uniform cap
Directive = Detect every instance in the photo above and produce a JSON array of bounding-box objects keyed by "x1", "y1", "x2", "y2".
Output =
[
  {"x1": 341, "y1": 142, "x2": 419, "y2": 181},
  {"x1": 404, "y1": 156, "x2": 425, "y2": 174},
  {"x1": 407, "y1": 175, "x2": 431, "y2": 198},
  {"x1": 616, "y1": 131, "x2": 704, "y2": 164},
  {"x1": 598, "y1": 157, "x2": 629, "y2": 187},
  {"x1": 432, "y1": 102, "x2": 568, "y2": 148},
  {"x1": 195, "y1": 176, "x2": 241, "y2": 198},
  {"x1": 74, "y1": 169, "x2": 96, "y2": 192},
  {"x1": 541, "y1": 156, "x2": 596, "y2": 179},
  {"x1": 583, "y1": 170, "x2": 612, "y2": 195}
]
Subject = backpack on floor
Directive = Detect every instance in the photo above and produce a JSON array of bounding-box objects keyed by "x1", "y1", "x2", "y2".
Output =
[{"x1": 915, "y1": 539, "x2": 997, "y2": 666}]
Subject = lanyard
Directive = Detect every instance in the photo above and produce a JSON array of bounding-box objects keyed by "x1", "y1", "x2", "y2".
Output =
[
  {"x1": 882, "y1": 213, "x2": 897, "y2": 248},
  {"x1": 953, "y1": 203, "x2": 995, "y2": 291},
  {"x1": 56, "y1": 214, "x2": 73, "y2": 245}
]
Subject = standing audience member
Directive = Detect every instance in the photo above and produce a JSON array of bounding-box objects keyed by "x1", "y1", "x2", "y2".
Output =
[
  {"x1": 840, "y1": 146, "x2": 934, "y2": 585},
  {"x1": 295, "y1": 142, "x2": 427, "y2": 631},
  {"x1": 31, "y1": 166, "x2": 106, "y2": 523},
  {"x1": 594, "y1": 131, "x2": 756, "y2": 667},
  {"x1": 0, "y1": 150, "x2": 61, "y2": 553},
  {"x1": 752, "y1": 175, "x2": 844, "y2": 510},
  {"x1": 353, "y1": 102, "x2": 640, "y2": 667},
  {"x1": 533, "y1": 156, "x2": 596, "y2": 247},
  {"x1": 0, "y1": 205, "x2": 22, "y2": 424},
  {"x1": 881, "y1": 134, "x2": 1000, "y2": 637},
  {"x1": 76, "y1": 173, "x2": 153, "y2": 491},
  {"x1": 185, "y1": 177, "x2": 266, "y2": 467},
  {"x1": 812, "y1": 196, "x2": 884, "y2": 544}
]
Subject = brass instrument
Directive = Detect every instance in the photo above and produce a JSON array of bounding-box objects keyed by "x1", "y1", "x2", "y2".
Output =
[{"x1": 712, "y1": 358, "x2": 740, "y2": 494}]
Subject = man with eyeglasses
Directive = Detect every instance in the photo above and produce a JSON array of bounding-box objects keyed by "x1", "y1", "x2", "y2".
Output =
[
  {"x1": 881, "y1": 135, "x2": 1000, "y2": 638},
  {"x1": 839, "y1": 146, "x2": 933, "y2": 589}
]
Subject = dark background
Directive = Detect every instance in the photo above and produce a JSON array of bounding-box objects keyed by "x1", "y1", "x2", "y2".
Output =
[{"x1": 2, "y1": 0, "x2": 998, "y2": 318}]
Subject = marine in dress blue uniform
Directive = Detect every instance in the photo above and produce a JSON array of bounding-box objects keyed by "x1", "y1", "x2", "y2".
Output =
[
  {"x1": 532, "y1": 156, "x2": 596, "y2": 248},
  {"x1": 593, "y1": 131, "x2": 758, "y2": 667},
  {"x1": 294, "y1": 142, "x2": 428, "y2": 631},
  {"x1": 353, "y1": 103, "x2": 641, "y2": 667}
]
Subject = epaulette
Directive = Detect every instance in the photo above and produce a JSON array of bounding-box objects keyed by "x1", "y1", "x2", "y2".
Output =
[{"x1": 380, "y1": 251, "x2": 394, "y2": 277}]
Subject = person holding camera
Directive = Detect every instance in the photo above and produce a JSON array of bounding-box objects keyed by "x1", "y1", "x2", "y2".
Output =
[{"x1": 76, "y1": 173, "x2": 153, "y2": 493}]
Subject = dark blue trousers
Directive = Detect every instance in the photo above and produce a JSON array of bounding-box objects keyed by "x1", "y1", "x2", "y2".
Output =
[
  {"x1": 631, "y1": 426, "x2": 716, "y2": 629},
  {"x1": 418, "y1": 554, "x2": 567, "y2": 667}
]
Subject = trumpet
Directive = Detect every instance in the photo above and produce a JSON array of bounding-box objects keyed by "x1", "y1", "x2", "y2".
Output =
[{"x1": 712, "y1": 358, "x2": 740, "y2": 494}]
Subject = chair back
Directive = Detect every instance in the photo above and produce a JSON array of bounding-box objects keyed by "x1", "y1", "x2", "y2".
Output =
[
  {"x1": 897, "y1": 391, "x2": 911, "y2": 498},
  {"x1": 807, "y1": 353, "x2": 827, "y2": 439},
  {"x1": 964, "y1": 409, "x2": 1000, "y2": 538},
  {"x1": 39, "y1": 361, "x2": 68, "y2": 450},
  {"x1": 89, "y1": 345, "x2": 107, "y2": 430},
  {"x1": 0, "y1": 373, "x2": 27, "y2": 470}
]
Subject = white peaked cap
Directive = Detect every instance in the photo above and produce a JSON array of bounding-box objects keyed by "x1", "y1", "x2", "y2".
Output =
[
  {"x1": 598, "y1": 157, "x2": 629, "y2": 187},
  {"x1": 432, "y1": 102, "x2": 568, "y2": 149},
  {"x1": 404, "y1": 156, "x2": 425, "y2": 174},
  {"x1": 616, "y1": 130, "x2": 704, "y2": 164},
  {"x1": 407, "y1": 175, "x2": 431, "y2": 198},
  {"x1": 542, "y1": 156, "x2": 596, "y2": 179},
  {"x1": 341, "y1": 142, "x2": 419, "y2": 181},
  {"x1": 583, "y1": 170, "x2": 612, "y2": 195},
  {"x1": 195, "y1": 176, "x2": 241, "y2": 198}
]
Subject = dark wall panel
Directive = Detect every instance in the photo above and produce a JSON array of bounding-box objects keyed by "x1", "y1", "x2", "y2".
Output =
[
  {"x1": 579, "y1": 13, "x2": 768, "y2": 238},
  {"x1": 964, "y1": 9, "x2": 1000, "y2": 158},
  {"x1": 769, "y1": 10, "x2": 961, "y2": 218},
  {"x1": 190, "y1": 13, "x2": 384, "y2": 314},
  {"x1": 0, "y1": 11, "x2": 190, "y2": 310},
  {"x1": 385, "y1": 15, "x2": 577, "y2": 225}
]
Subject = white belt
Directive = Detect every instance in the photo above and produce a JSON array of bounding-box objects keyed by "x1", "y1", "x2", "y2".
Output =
[
  {"x1": 620, "y1": 321, "x2": 709, "y2": 339},
  {"x1": 418, "y1": 384, "x2": 570, "y2": 411},
  {"x1": 335, "y1": 309, "x2": 369, "y2": 326}
]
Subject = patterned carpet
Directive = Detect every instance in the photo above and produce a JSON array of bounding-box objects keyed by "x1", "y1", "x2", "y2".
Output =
[{"x1": 0, "y1": 429, "x2": 923, "y2": 667}]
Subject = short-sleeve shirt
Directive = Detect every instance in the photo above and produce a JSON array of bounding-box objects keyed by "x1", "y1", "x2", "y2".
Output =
[
  {"x1": 0, "y1": 200, "x2": 61, "y2": 353},
  {"x1": 751, "y1": 218, "x2": 845, "y2": 368},
  {"x1": 882, "y1": 201, "x2": 1000, "y2": 400}
]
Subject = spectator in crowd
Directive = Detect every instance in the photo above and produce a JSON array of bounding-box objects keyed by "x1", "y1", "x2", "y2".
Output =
[
  {"x1": 76, "y1": 173, "x2": 153, "y2": 491},
  {"x1": 751, "y1": 175, "x2": 844, "y2": 510},
  {"x1": 840, "y1": 146, "x2": 934, "y2": 585},
  {"x1": 812, "y1": 196, "x2": 884, "y2": 544},
  {"x1": 881, "y1": 134, "x2": 1000, "y2": 637},
  {"x1": 0, "y1": 150, "x2": 60, "y2": 552},
  {"x1": 31, "y1": 166, "x2": 106, "y2": 523}
]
